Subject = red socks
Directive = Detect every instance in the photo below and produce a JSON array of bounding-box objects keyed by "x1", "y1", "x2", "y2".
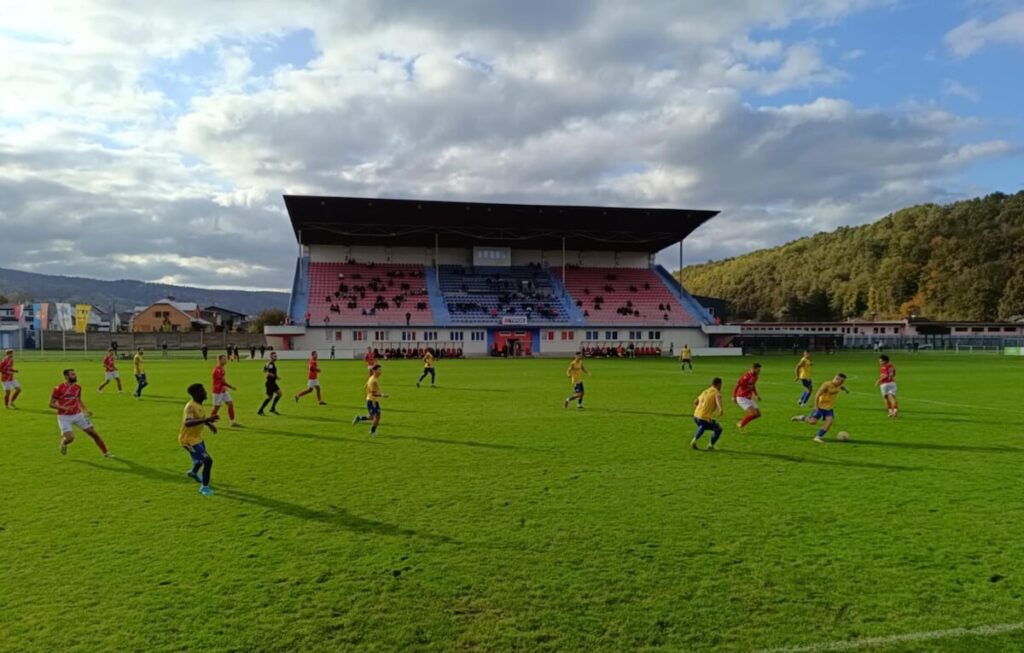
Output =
[
  {"x1": 740, "y1": 414, "x2": 757, "y2": 428},
  {"x1": 228, "y1": 405, "x2": 236, "y2": 421}
]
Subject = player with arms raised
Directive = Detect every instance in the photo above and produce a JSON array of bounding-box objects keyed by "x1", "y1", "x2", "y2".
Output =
[
  {"x1": 51, "y1": 368, "x2": 113, "y2": 457},
  {"x1": 733, "y1": 362, "x2": 763, "y2": 431},
  {"x1": 876, "y1": 354, "x2": 899, "y2": 419},
  {"x1": 690, "y1": 377, "x2": 724, "y2": 450},
  {"x1": 1, "y1": 349, "x2": 21, "y2": 409},
  {"x1": 210, "y1": 354, "x2": 240, "y2": 427},
  {"x1": 97, "y1": 348, "x2": 122, "y2": 394},
  {"x1": 792, "y1": 373, "x2": 849, "y2": 443}
]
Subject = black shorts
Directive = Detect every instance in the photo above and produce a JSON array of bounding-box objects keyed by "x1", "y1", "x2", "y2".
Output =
[{"x1": 265, "y1": 382, "x2": 280, "y2": 395}]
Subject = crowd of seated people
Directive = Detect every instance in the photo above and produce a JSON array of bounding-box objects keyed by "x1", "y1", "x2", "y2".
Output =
[
  {"x1": 581, "y1": 342, "x2": 663, "y2": 358},
  {"x1": 326, "y1": 269, "x2": 429, "y2": 318},
  {"x1": 443, "y1": 265, "x2": 565, "y2": 322},
  {"x1": 377, "y1": 346, "x2": 463, "y2": 360}
]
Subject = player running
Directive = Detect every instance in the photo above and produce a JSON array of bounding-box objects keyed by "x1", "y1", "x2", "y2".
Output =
[
  {"x1": 792, "y1": 373, "x2": 849, "y2": 443},
  {"x1": 679, "y1": 344, "x2": 693, "y2": 371},
  {"x1": 794, "y1": 350, "x2": 813, "y2": 407},
  {"x1": 180, "y1": 383, "x2": 219, "y2": 496},
  {"x1": 416, "y1": 348, "x2": 436, "y2": 388},
  {"x1": 257, "y1": 351, "x2": 283, "y2": 416},
  {"x1": 733, "y1": 362, "x2": 763, "y2": 431},
  {"x1": 563, "y1": 352, "x2": 590, "y2": 409},
  {"x1": 97, "y1": 348, "x2": 123, "y2": 394},
  {"x1": 132, "y1": 348, "x2": 148, "y2": 398},
  {"x1": 294, "y1": 351, "x2": 326, "y2": 405},
  {"x1": 877, "y1": 354, "x2": 899, "y2": 419},
  {"x1": 363, "y1": 346, "x2": 377, "y2": 375},
  {"x1": 1, "y1": 349, "x2": 21, "y2": 409},
  {"x1": 210, "y1": 354, "x2": 240, "y2": 427},
  {"x1": 353, "y1": 364, "x2": 388, "y2": 436},
  {"x1": 690, "y1": 377, "x2": 724, "y2": 450},
  {"x1": 51, "y1": 368, "x2": 113, "y2": 457}
]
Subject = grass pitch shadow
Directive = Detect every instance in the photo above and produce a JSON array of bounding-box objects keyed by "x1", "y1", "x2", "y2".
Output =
[
  {"x1": 382, "y1": 432, "x2": 532, "y2": 451},
  {"x1": 719, "y1": 448, "x2": 927, "y2": 472},
  {"x1": 73, "y1": 457, "x2": 452, "y2": 542}
]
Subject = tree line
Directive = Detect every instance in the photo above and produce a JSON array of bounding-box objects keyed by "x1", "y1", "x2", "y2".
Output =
[{"x1": 680, "y1": 192, "x2": 1024, "y2": 322}]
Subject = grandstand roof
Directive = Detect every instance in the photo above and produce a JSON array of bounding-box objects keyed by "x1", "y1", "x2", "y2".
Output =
[{"x1": 284, "y1": 196, "x2": 719, "y2": 252}]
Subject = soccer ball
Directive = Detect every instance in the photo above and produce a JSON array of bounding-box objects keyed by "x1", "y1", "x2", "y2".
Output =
[{"x1": 836, "y1": 431, "x2": 850, "y2": 441}]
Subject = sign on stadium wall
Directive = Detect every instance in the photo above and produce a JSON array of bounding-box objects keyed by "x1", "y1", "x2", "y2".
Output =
[{"x1": 501, "y1": 316, "x2": 528, "y2": 325}]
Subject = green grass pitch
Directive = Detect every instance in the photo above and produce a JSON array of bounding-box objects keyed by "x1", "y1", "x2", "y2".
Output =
[{"x1": 1, "y1": 352, "x2": 1022, "y2": 652}]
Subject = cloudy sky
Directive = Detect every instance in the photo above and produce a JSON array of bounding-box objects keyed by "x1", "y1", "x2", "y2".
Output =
[{"x1": 1, "y1": 0, "x2": 1022, "y2": 291}]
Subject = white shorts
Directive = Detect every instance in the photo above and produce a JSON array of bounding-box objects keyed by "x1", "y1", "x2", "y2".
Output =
[
  {"x1": 736, "y1": 397, "x2": 759, "y2": 411},
  {"x1": 58, "y1": 412, "x2": 93, "y2": 434},
  {"x1": 307, "y1": 379, "x2": 320, "y2": 388},
  {"x1": 2, "y1": 380, "x2": 19, "y2": 391},
  {"x1": 366, "y1": 365, "x2": 375, "y2": 373},
  {"x1": 880, "y1": 382, "x2": 897, "y2": 396},
  {"x1": 105, "y1": 371, "x2": 120, "y2": 381},
  {"x1": 213, "y1": 391, "x2": 233, "y2": 406}
]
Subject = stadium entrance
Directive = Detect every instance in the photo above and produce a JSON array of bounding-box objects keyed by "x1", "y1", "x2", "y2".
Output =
[{"x1": 490, "y1": 329, "x2": 536, "y2": 357}]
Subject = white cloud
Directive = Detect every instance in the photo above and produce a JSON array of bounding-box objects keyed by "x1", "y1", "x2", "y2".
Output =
[
  {"x1": 840, "y1": 48, "x2": 865, "y2": 61},
  {"x1": 0, "y1": 0, "x2": 1014, "y2": 290},
  {"x1": 942, "y1": 79, "x2": 981, "y2": 103},
  {"x1": 946, "y1": 9, "x2": 1024, "y2": 56}
]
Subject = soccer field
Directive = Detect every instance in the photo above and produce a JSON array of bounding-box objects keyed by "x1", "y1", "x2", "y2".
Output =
[{"x1": 1, "y1": 352, "x2": 1022, "y2": 652}]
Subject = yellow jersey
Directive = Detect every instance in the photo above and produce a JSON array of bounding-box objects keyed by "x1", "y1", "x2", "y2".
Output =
[
  {"x1": 567, "y1": 359, "x2": 584, "y2": 384},
  {"x1": 816, "y1": 381, "x2": 843, "y2": 409},
  {"x1": 693, "y1": 386, "x2": 720, "y2": 421},
  {"x1": 423, "y1": 353, "x2": 433, "y2": 369},
  {"x1": 133, "y1": 354, "x2": 144, "y2": 374},
  {"x1": 365, "y1": 376, "x2": 381, "y2": 402},
  {"x1": 179, "y1": 400, "x2": 205, "y2": 447},
  {"x1": 796, "y1": 356, "x2": 812, "y2": 380},
  {"x1": 681, "y1": 347, "x2": 692, "y2": 360}
]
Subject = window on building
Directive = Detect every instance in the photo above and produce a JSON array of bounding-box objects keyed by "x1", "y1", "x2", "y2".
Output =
[
  {"x1": 353, "y1": 331, "x2": 366, "y2": 341},
  {"x1": 334, "y1": 331, "x2": 343, "y2": 341},
  {"x1": 449, "y1": 331, "x2": 464, "y2": 341},
  {"x1": 605, "y1": 331, "x2": 618, "y2": 340},
  {"x1": 471, "y1": 331, "x2": 485, "y2": 341},
  {"x1": 374, "y1": 331, "x2": 386, "y2": 341},
  {"x1": 648, "y1": 331, "x2": 661, "y2": 339}
]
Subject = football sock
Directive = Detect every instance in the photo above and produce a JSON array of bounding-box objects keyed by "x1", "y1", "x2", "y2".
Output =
[
  {"x1": 89, "y1": 433, "x2": 109, "y2": 454},
  {"x1": 693, "y1": 426, "x2": 705, "y2": 441},
  {"x1": 228, "y1": 405, "x2": 236, "y2": 421},
  {"x1": 270, "y1": 396, "x2": 281, "y2": 410},
  {"x1": 816, "y1": 428, "x2": 827, "y2": 438},
  {"x1": 740, "y1": 415, "x2": 756, "y2": 428},
  {"x1": 710, "y1": 430, "x2": 721, "y2": 446},
  {"x1": 202, "y1": 456, "x2": 213, "y2": 486},
  {"x1": 259, "y1": 398, "x2": 271, "y2": 413},
  {"x1": 799, "y1": 390, "x2": 811, "y2": 404}
]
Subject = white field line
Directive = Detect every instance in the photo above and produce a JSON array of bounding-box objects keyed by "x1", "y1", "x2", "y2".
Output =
[{"x1": 755, "y1": 621, "x2": 1024, "y2": 653}]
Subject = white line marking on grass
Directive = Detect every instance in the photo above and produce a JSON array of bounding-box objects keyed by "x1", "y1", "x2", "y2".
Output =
[{"x1": 756, "y1": 622, "x2": 1024, "y2": 653}]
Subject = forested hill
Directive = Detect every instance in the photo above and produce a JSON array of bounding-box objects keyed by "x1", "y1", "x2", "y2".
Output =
[{"x1": 680, "y1": 192, "x2": 1024, "y2": 322}]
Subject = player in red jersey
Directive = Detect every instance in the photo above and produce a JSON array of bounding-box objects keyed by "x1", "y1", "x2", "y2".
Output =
[
  {"x1": 1, "y1": 349, "x2": 21, "y2": 409},
  {"x1": 363, "y1": 346, "x2": 377, "y2": 375},
  {"x1": 876, "y1": 354, "x2": 899, "y2": 419},
  {"x1": 732, "y1": 362, "x2": 763, "y2": 431},
  {"x1": 97, "y1": 348, "x2": 123, "y2": 394},
  {"x1": 294, "y1": 350, "x2": 326, "y2": 405},
  {"x1": 50, "y1": 368, "x2": 112, "y2": 457},
  {"x1": 209, "y1": 354, "x2": 240, "y2": 427}
]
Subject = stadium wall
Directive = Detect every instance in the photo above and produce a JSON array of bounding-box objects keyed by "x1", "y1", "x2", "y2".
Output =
[{"x1": 309, "y1": 245, "x2": 651, "y2": 268}]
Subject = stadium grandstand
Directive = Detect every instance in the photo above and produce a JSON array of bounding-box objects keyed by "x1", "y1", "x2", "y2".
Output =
[{"x1": 265, "y1": 196, "x2": 739, "y2": 357}]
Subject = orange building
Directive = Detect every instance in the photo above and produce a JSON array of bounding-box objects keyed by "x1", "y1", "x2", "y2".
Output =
[{"x1": 130, "y1": 299, "x2": 213, "y2": 333}]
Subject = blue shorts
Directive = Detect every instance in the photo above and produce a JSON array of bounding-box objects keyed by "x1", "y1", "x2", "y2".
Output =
[
  {"x1": 366, "y1": 400, "x2": 381, "y2": 417},
  {"x1": 136, "y1": 374, "x2": 147, "y2": 383},
  {"x1": 184, "y1": 441, "x2": 209, "y2": 465},
  {"x1": 810, "y1": 408, "x2": 834, "y2": 420},
  {"x1": 693, "y1": 417, "x2": 722, "y2": 433},
  {"x1": 573, "y1": 382, "x2": 584, "y2": 394},
  {"x1": 800, "y1": 379, "x2": 812, "y2": 389}
]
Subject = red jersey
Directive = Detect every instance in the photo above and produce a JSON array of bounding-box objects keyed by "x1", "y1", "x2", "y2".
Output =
[
  {"x1": 0, "y1": 357, "x2": 13, "y2": 382},
  {"x1": 308, "y1": 358, "x2": 320, "y2": 380},
  {"x1": 879, "y1": 362, "x2": 896, "y2": 384},
  {"x1": 212, "y1": 365, "x2": 228, "y2": 393},
  {"x1": 103, "y1": 354, "x2": 116, "y2": 372},
  {"x1": 733, "y1": 371, "x2": 759, "y2": 399},
  {"x1": 364, "y1": 351, "x2": 376, "y2": 366},
  {"x1": 51, "y1": 383, "x2": 84, "y2": 415}
]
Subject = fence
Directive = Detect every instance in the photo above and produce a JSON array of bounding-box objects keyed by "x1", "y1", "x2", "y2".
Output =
[{"x1": 33, "y1": 331, "x2": 267, "y2": 353}]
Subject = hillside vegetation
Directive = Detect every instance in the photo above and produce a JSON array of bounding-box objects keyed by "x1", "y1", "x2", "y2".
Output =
[{"x1": 680, "y1": 192, "x2": 1024, "y2": 321}]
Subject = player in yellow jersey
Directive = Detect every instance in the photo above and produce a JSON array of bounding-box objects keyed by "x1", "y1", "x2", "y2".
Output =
[
  {"x1": 132, "y1": 348, "x2": 148, "y2": 398},
  {"x1": 180, "y1": 383, "x2": 219, "y2": 496},
  {"x1": 563, "y1": 352, "x2": 590, "y2": 409},
  {"x1": 679, "y1": 344, "x2": 693, "y2": 371},
  {"x1": 690, "y1": 378, "x2": 724, "y2": 450},
  {"x1": 794, "y1": 350, "x2": 813, "y2": 407},
  {"x1": 416, "y1": 348, "x2": 436, "y2": 388},
  {"x1": 791, "y1": 373, "x2": 849, "y2": 443},
  {"x1": 353, "y1": 365, "x2": 388, "y2": 435}
]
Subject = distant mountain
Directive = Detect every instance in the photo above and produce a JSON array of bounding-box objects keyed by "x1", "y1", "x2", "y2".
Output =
[
  {"x1": 0, "y1": 267, "x2": 289, "y2": 315},
  {"x1": 680, "y1": 191, "x2": 1024, "y2": 322}
]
